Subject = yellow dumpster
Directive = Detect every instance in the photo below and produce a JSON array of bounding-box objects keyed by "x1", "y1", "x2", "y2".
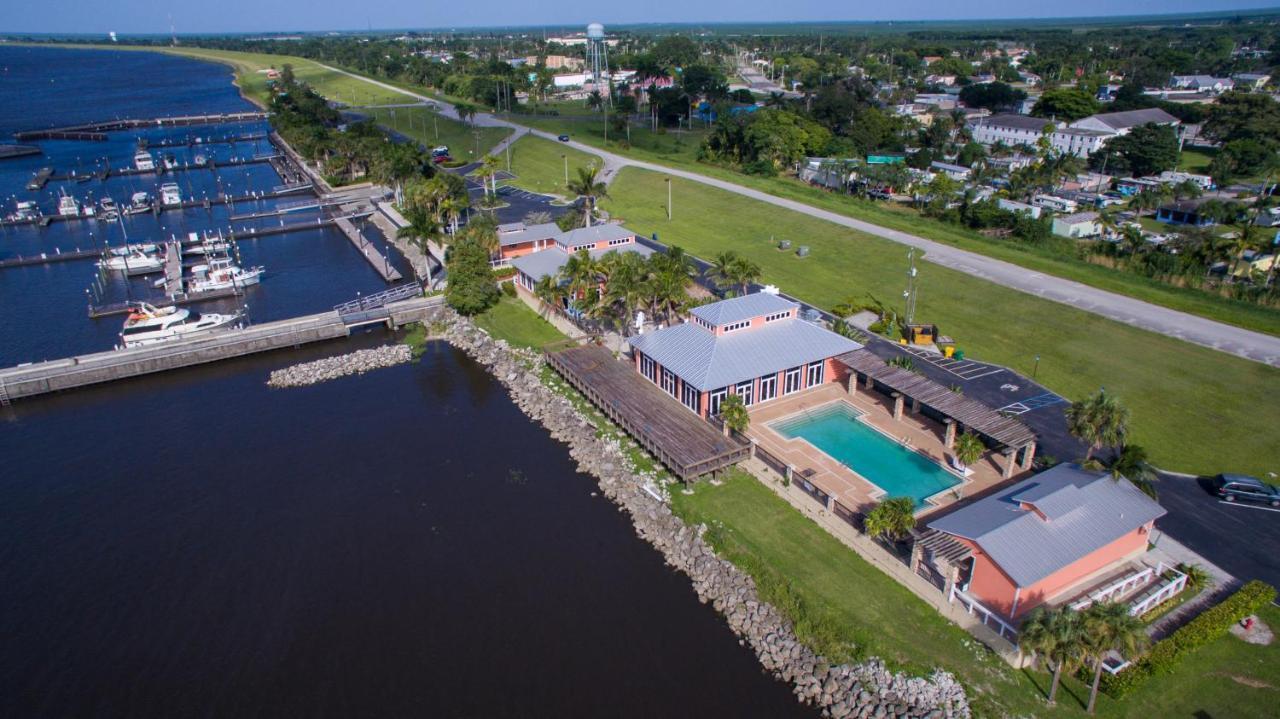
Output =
[{"x1": 943, "y1": 345, "x2": 955, "y2": 358}]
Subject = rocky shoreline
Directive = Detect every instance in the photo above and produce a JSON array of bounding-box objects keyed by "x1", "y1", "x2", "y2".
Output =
[
  {"x1": 438, "y1": 311, "x2": 970, "y2": 719},
  {"x1": 267, "y1": 344, "x2": 412, "y2": 388}
]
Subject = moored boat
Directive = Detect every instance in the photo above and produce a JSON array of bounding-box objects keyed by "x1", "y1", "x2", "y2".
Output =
[{"x1": 118, "y1": 302, "x2": 241, "y2": 348}]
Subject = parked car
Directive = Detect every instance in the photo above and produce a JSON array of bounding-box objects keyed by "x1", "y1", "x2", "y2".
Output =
[
  {"x1": 1214, "y1": 474, "x2": 1280, "y2": 507},
  {"x1": 557, "y1": 134, "x2": 570, "y2": 142}
]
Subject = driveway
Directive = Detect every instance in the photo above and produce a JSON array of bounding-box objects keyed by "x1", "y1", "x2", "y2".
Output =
[{"x1": 1154, "y1": 473, "x2": 1280, "y2": 590}]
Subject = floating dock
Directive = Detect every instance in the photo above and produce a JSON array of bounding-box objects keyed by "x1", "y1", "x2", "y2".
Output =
[
  {"x1": 12, "y1": 112, "x2": 268, "y2": 142},
  {"x1": 0, "y1": 292, "x2": 441, "y2": 402},
  {"x1": 0, "y1": 144, "x2": 42, "y2": 160},
  {"x1": 334, "y1": 215, "x2": 403, "y2": 282}
]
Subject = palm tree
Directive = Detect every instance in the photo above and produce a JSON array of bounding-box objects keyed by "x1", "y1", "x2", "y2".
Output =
[
  {"x1": 1065, "y1": 389, "x2": 1130, "y2": 463},
  {"x1": 561, "y1": 250, "x2": 601, "y2": 315},
  {"x1": 729, "y1": 255, "x2": 762, "y2": 296},
  {"x1": 1108, "y1": 443, "x2": 1159, "y2": 498},
  {"x1": 454, "y1": 102, "x2": 477, "y2": 126},
  {"x1": 952, "y1": 432, "x2": 985, "y2": 472},
  {"x1": 533, "y1": 274, "x2": 567, "y2": 317},
  {"x1": 863, "y1": 497, "x2": 916, "y2": 543},
  {"x1": 1019, "y1": 606, "x2": 1086, "y2": 706},
  {"x1": 1082, "y1": 603, "x2": 1148, "y2": 715},
  {"x1": 710, "y1": 251, "x2": 761, "y2": 295},
  {"x1": 566, "y1": 166, "x2": 608, "y2": 227},
  {"x1": 720, "y1": 394, "x2": 750, "y2": 433},
  {"x1": 586, "y1": 90, "x2": 604, "y2": 112}
]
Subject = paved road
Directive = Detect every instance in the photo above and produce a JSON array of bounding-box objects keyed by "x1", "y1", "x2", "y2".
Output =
[
  {"x1": 1154, "y1": 473, "x2": 1280, "y2": 591},
  {"x1": 322, "y1": 64, "x2": 1280, "y2": 368}
]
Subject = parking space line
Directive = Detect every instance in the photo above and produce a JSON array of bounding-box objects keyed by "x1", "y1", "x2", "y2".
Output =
[{"x1": 1218, "y1": 501, "x2": 1280, "y2": 513}]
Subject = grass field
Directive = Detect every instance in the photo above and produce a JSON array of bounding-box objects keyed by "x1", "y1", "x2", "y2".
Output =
[
  {"x1": 501, "y1": 135, "x2": 603, "y2": 197},
  {"x1": 672, "y1": 471, "x2": 1280, "y2": 719},
  {"x1": 602, "y1": 167, "x2": 1280, "y2": 477},
  {"x1": 473, "y1": 295, "x2": 567, "y2": 349},
  {"x1": 358, "y1": 105, "x2": 510, "y2": 163}
]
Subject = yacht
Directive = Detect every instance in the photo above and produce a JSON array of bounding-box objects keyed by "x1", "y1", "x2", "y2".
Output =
[
  {"x1": 134, "y1": 150, "x2": 155, "y2": 172},
  {"x1": 162, "y1": 153, "x2": 179, "y2": 170},
  {"x1": 126, "y1": 191, "x2": 152, "y2": 214},
  {"x1": 188, "y1": 257, "x2": 264, "y2": 292},
  {"x1": 98, "y1": 197, "x2": 120, "y2": 220},
  {"x1": 99, "y1": 249, "x2": 164, "y2": 275},
  {"x1": 181, "y1": 231, "x2": 232, "y2": 256},
  {"x1": 119, "y1": 303, "x2": 240, "y2": 348},
  {"x1": 109, "y1": 243, "x2": 158, "y2": 256},
  {"x1": 8, "y1": 200, "x2": 40, "y2": 221},
  {"x1": 158, "y1": 183, "x2": 182, "y2": 206},
  {"x1": 57, "y1": 191, "x2": 80, "y2": 217}
]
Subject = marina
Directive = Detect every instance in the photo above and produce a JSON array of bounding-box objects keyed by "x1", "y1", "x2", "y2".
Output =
[{"x1": 11, "y1": 111, "x2": 269, "y2": 141}]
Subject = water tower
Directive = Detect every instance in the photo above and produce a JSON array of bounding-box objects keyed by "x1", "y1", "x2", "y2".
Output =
[{"x1": 586, "y1": 22, "x2": 610, "y2": 104}]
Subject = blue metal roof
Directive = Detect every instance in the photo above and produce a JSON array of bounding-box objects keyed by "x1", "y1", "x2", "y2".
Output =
[
  {"x1": 510, "y1": 243, "x2": 654, "y2": 282},
  {"x1": 689, "y1": 293, "x2": 797, "y2": 327}
]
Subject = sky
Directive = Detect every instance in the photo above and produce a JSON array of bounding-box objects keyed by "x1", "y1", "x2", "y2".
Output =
[{"x1": 2, "y1": 0, "x2": 1276, "y2": 35}]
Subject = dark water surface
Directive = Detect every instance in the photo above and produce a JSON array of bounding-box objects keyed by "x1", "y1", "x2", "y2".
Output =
[{"x1": 2, "y1": 46, "x2": 812, "y2": 718}]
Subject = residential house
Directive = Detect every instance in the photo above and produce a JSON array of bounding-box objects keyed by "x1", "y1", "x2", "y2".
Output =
[
  {"x1": 1170, "y1": 75, "x2": 1235, "y2": 94},
  {"x1": 922, "y1": 463, "x2": 1166, "y2": 620},
  {"x1": 1051, "y1": 211, "x2": 1103, "y2": 239},
  {"x1": 997, "y1": 198, "x2": 1043, "y2": 219},
  {"x1": 628, "y1": 293, "x2": 861, "y2": 417},
  {"x1": 1049, "y1": 127, "x2": 1110, "y2": 158},
  {"x1": 1233, "y1": 73, "x2": 1272, "y2": 92},
  {"x1": 510, "y1": 224, "x2": 651, "y2": 293},
  {"x1": 930, "y1": 161, "x2": 972, "y2": 181},
  {"x1": 1156, "y1": 170, "x2": 1215, "y2": 191},
  {"x1": 1157, "y1": 199, "x2": 1217, "y2": 226},
  {"x1": 1068, "y1": 108, "x2": 1180, "y2": 136},
  {"x1": 968, "y1": 114, "x2": 1056, "y2": 148}
]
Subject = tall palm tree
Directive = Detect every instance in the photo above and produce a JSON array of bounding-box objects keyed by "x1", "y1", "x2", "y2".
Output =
[
  {"x1": 710, "y1": 251, "x2": 743, "y2": 294},
  {"x1": 1065, "y1": 389, "x2": 1130, "y2": 462},
  {"x1": 454, "y1": 102, "x2": 477, "y2": 126},
  {"x1": 1019, "y1": 606, "x2": 1086, "y2": 706},
  {"x1": 566, "y1": 166, "x2": 608, "y2": 227},
  {"x1": 478, "y1": 154, "x2": 502, "y2": 198},
  {"x1": 952, "y1": 432, "x2": 986, "y2": 472},
  {"x1": 1082, "y1": 603, "x2": 1148, "y2": 715},
  {"x1": 1108, "y1": 444, "x2": 1158, "y2": 498},
  {"x1": 561, "y1": 250, "x2": 601, "y2": 315},
  {"x1": 533, "y1": 274, "x2": 567, "y2": 317},
  {"x1": 730, "y1": 255, "x2": 762, "y2": 295}
]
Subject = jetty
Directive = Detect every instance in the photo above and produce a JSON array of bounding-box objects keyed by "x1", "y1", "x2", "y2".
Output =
[
  {"x1": 0, "y1": 287, "x2": 439, "y2": 404},
  {"x1": 334, "y1": 216, "x2": 402, "y2": 282},
  {"x1": 26, "y1": 167, "x2": 54, "y2": 190},
  {"x1": 12, "y1": 112, "x2": 268, "y2": 142},
  {"x1": 0, "y1": 144, "x2": 42, "y2": 160}
]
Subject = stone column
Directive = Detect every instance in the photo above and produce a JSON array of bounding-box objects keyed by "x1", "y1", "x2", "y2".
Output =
[
  {"x1": 864, "y1": 373, "x2": 874, "y2": 389},
  {"x1": 749, "y1": 438, "x2": 758, "y2": 459},
  {"x1": 892, "y1": 392, "x2": 904, "y2": 421},
  {"x1": 944, "y1": 419, "x2": 957, "y2": 450},
  {"x1": 1002, "y1": 450, "x2": 1016, "y2": 479},
  {"x1": 911, "y1": 397, "x2": 921, "y2": 415},
  {"x1": 847, "y1": 372, "x2": 858, "y2": 396},
  {"x1": 1019, "y1": 440, "x2": 1037, "y2": 470}
]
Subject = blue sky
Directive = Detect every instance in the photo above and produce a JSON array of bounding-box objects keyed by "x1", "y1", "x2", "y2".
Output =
[{"x1": 3, "y1": 0, "x2": 1275, "y2": 35}]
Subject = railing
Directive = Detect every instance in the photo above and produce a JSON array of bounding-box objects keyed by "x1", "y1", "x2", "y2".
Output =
[
  {"x1": 1129, "y1": 565, "x2": 1189, "y2": 617},
  {"x1": 950, "y1": 585, "x2": 1019, "y2": 641},
  {"x1": 333, "y1": 281, "x2": 422, "y2": 317},
  {"x1": 1069, "y1": 565, "x2": 1156, "y2": 612},
  {"x1": 795, "y1": 475, "x2": 830, "y2": 507},
  {"x1": 755, "y1": 444, "x2": 790, "y2": 478}
]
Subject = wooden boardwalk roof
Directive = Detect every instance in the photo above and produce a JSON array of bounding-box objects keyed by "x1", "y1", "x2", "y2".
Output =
[
  {"x1": 547, "y1": 345, "x2": 751, "y2": 480},
  {"x1": 836, "y1": 349, "x2": 1037, "y2": 449}
]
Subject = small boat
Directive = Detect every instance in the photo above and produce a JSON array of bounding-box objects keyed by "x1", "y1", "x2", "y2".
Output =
[
  {"x1": 158, "y1": 183, "x2": 182, "y2": 206},
  {"x1": 126, "y1": 191, "x2": 152, "y2": 214},
  {"x1": 8, "y1": 200, "x2": 40, "y2": 221},
  {"x1": 57, "y1": 191, "x2": 80, "y2": 217},
  {"x1": 109, "y1": 243, "x2": 158, "y2": 256},
  {"x1": 188, "y1": 257, "x2": 264, "y2": 292},
  {"x1": 193, "y1": 153, "x2": 208, "y2": 167},
  {"x1": 162, "y1": 153, "x2": 178, "y2": 170},
  {"x1": 119, "y1": 302, "x2": 241, "y2": 348},
  {"x1": 98, "y1": 249, "x2": 164, "y2": 275},
  {"x1": 98, "y1": 196, "x2": 120, "y2": 220},
  {"x1": 134, "y1": 150, "x2": 155, "y2": 172}
]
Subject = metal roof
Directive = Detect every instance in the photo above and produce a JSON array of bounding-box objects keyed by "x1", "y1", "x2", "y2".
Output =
[
  {"x1": 557, "y1": 223, "x2": 636, "y2": 248},
  {"x1": 629, "y1": 317, "x2": 861, "y2": 392},
  {"x1": 498, "y1": 221, "x2": 561, "y2": 248},
  {"x1": 1087, "y1": 108, "x2": 1178, "y2": 130},
  {"x1": 690, "y1": 293, "x2": 797, "y2": 326},
  {"x1": 927, "y1": 463, "x2": 1166, "y2": 588},
  {"x1": 975, "y1": 114, "x2": 1056, "y2": 132},
  {"x1": 510, "y1": 243, "x2": 654, "y2": 282}
]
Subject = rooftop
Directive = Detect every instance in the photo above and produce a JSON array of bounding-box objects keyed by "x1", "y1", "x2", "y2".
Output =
[
  {"x1": 558, "y1": 223, "x2": 636, "y2": 248},
  {"x1": 1057, "y1": 211, "x2": 1101, "y2": 224},
  {"x1": 974, "y1": 114, "x2": 1056, "y2": 132},
  {"x1": 1085, "y1": 108, "x2": 1179, "y2": 130},
  {"x1": 497, "y1": 221, "x2": 561, "y2": 248},
  {"x1": 511, "y1": 241, "x2": 654, "y2": 282},
  {"x1": 927, "y1": 463, "x2": 1166, "y2": 587},
  {"x1": 689, "y1": 292, "x2": 796, "y2": 326}
]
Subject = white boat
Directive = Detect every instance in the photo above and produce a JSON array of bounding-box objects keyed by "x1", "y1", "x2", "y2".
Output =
[
  {"x1": 193, "y1": 154, "x2": 208, "y2": 167},
  {"x1": 126, "y1": 191, "x2": 152, "y2": 214},
  {"x1": 119, "y1": 303, "x2": 240, "y2": 348},
  {"x1": 98, "y1": 197, "x2": 120, "y2": 220},
  {"x1": 162, "y1": 153, "x2": 178, "y2": 170},
  {"x1": 188, "y1": 257, "x2": 264, "y2": 292},
  {"x1": 134, "y1": 150, "x2": 155, "y2": 171},
  {"x1": 159, "y1": 183, "x2": 182, "y2": 206},
  {"x1": 99, "y1": 249, "x2": 164, "y2": 275},
  {"x1": 9, "y1": 200, "x2": 40, "y2": 221},
  {"x1": 57, "y1": 192, "x2": 80, "y2": 217},
  {"x1": 109, "y1": 243, "x2": 158, "y2": 256}
]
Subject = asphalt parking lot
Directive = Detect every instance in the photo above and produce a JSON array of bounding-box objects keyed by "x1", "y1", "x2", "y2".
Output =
[{"x1": 1154, "y1": 473, "x2": 1280, "y2": 590}]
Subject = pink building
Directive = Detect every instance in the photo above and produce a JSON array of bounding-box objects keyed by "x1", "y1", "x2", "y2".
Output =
[
  {"x1": 509, "y1": 224, "x2": 651, "y2": 293},
  {"x1": 627, "y1": 293, "x2": 862, "y2": 417}
]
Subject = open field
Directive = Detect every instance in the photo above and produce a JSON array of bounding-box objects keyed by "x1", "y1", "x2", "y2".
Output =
[
  {"x1": 501, "y1": 135, "x2": 603, "y2": 197},
  {"x1": 357, "y1": 105, "x2": 510, "y2": 164},
  {"x1": 473, "y1": 295, "x2": 567, "y2": 350},
  {"x1": 672, "y1": 470, "x2": 1280, "y2": 719},
  {"x1": 602, "y1": 167, "x2": 1280, "y2": 477}
]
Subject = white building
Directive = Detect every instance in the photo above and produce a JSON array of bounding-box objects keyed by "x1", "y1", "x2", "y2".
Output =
[
  {"x1": 1052, "y1": 211, "x2": 1103, "y2": 239},
  {"x1": 1049, "y1": 127, "x2": 1110, "y2": 158},
  {"x1": 1170, "y1": 75, "x2": 1235, "y2": 93},
  {"x1": 1068, "y1": 108, "x2": 1180, "y2": 137},
  {"x1": 968, "y1": 114, "x2": 1056, "y2": 148},
  {"x1": 998, "y1": 198, "x2": 1042, "y2": 218}
]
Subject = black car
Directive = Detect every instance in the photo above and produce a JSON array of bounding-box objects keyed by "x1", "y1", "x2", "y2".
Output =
[
  {"x1": 1214, "y1": 474, "x2": 1280, "y2": 507},
  {"x1": 557, "y1": 134, "x2": 570, "y2": 142}
]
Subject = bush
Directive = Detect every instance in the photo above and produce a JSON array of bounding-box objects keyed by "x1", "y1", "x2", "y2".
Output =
[
  {"x1": 1100, "y1": 580, "x2": 1276, "y2": 697},
  {"x1": 492, "y1": 266, "x2": 517, "y2": 280},
  {"x1": 500, "y1": 281, "x2": 517, "y2": 297}
]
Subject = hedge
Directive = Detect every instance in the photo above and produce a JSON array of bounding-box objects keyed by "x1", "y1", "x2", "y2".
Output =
[{"x1": 1100, "y1": 579, "x2": 1277, "y2": 697}]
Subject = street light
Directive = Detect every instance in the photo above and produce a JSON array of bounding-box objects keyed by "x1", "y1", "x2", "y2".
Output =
[
  {"x1": 1033, "y1": 355, "x2": 1040, "y2": 379},
  {"x1": 562, "y1": 154, "x2": 568, "y2": 184},
  {"x1": 665, "y1": 177, "x2": 672, "y2": 220}
]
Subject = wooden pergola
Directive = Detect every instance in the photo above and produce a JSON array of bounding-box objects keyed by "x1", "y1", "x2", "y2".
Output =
[{"x1": 835, "y1": 349, "x2": 1038, "y2": 477}]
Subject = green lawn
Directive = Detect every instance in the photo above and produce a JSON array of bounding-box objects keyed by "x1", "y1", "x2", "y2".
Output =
[
  {"x1": 672, "y1": 470, "x2": 1280, "y2": 718},
  {"x1": 473, "y1": 295, "x2": 567, "y2": 349},
  {"x1": 602, "y1": 167, "x2": 1280, "y2": 477},
  {"x1": 1178, "y1": 148, "x2": 1215, "y2": 174},
  {"x1": 501, "y1": 135, "x2": 603, "y2": 197},
  {"x1": 358, "y1": 105, "x2": 511, "y2": 163}
]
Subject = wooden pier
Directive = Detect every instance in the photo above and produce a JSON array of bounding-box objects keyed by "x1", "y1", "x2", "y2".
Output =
[
  {"x1": 545, "y1": 345, "x2": 751, "y2": 481},
  {"x1": 13, "y1": 112, "x2": 268, "y2": 142},
  {"x1": 87, "y1": 286, "x2": 245, "y2": 318},
  {"x1": 0, "y1": 248, "x2": 102, "y2": 269},
  {"x1": 0, "y1": 294, "x2": 443, "y2": 402},
  {"x1": 162, "y1": 240, "x2": 184, "y2": 295}
]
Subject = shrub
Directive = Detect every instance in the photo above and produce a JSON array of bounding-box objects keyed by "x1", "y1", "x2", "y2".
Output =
[
  {"x1": 500, "y1": 281, "x2": 517, "y2": 297},
  {"x1": 1100, "y1": 580, "x2": 1276, "y2": 697},
  {"x1": 492, "y1": 266, "x2": 517, "y2": 280}
]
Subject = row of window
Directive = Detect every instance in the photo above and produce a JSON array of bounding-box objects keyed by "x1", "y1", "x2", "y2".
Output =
[
  {"x1": 721, "y1": 319, "x2": 750, "y2": 333},
  {"x1": 707, "y1": 361, "x2": 825, "y2": 415},
  {"x1": 764, "y1": 311, "x2": 790, "y2": 323},
  {"x1": 607, "y1": 237, "x2": 631, "y2": 246}
]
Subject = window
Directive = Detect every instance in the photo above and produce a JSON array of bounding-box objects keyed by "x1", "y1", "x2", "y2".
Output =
[
  {"x1": 694, "y1": 316, "x2": 714, "y2": 331},
  {"x1": 681, "y1": 382, "x2": 700, "y2": 413},
  {"x1": 806, "y1": 361, "x2": 825, "y2": 387},
  {"x1": 735, "y1": 380, "x2": 754, "y2": 406},
  {"x1": 608, "y1": 237, "x2": 631, "y2": 246},
  {"x1": 764, "y1": 311, "x2": 789, "y2": 323},
  {"x1": 661, "y1": 368, "x2": 677, "y2": 397},
  {"x1": 784, "y1": 366, "x2": 802, "y2": 395},
  {"x1": 721, "y1": 319, "x2": 750, "y2": 333},
  {"x1": 708, "y1": 387, "x2": 729, "y2": 415},
  {"x1": 758, "y1": 374, "x2": 777, "y2": 402},
  {"x1": 640, "y1": 354, "x2": 656, "y2": 383}
]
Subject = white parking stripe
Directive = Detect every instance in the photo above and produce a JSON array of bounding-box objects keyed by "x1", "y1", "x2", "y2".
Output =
[{"x1": 1218, "y1": 501, "x2": 1280, "y2": 513}]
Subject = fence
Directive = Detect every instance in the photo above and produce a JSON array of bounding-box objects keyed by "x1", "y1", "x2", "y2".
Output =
[
  {"x1": 755, "y1": 444, "x2": 790, "y2": 479},
  {"x1": 950, "y1": 585, "x2": 1019, "y2": 642}
]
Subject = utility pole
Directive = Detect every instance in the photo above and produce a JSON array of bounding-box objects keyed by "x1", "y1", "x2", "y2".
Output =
[
  {"x1": 666, "y1": 177, "x2": 672, "y2": 220},
  {"x1": 562, "y1": 154, "x2": 568, "y2": 184},
  {"x1": 903, "y1": 248, "x2": 919, "y2": 326}
]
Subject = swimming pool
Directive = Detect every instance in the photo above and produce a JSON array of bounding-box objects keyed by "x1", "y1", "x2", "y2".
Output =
[{"x1": 769, "y1": 402, "x2": 961, "y2": 507}]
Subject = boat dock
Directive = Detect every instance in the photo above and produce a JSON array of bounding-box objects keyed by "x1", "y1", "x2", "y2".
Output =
[
  {"x1": 162, "y1": 240, "x2": 183, "y2": 295},
  {"x1": 87, "y1": 286, "x2": 245, "y2": 318},
  {"x1": 45, "y1": 155, "x2": 278, "y2": 184},
  {"x1": 0, "y1": 144, "x2": 42, "y2": 160},
  {"x1": 0, "y1": 290, "x2": 441, "y2": 403},
  {"x1": 13, "y1": 112, "x2": 269, "y2": 142},
  {"x1": 0, "y1": 248, "x2": 102, "y2": 269},
  {"x1": 26, "y1": 167, "x2": 54, "y2": 190},
  {"x1": 146, "y1": 133, "x2": 268, "y2": 149},
  {"x1": 334, "y1": 215, "x2": 402, "y2": 282}
]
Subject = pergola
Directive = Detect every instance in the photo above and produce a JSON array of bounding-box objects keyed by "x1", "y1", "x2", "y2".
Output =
[{"x1": 835, "y1": 349, "x2": 1038, "y2": 478}]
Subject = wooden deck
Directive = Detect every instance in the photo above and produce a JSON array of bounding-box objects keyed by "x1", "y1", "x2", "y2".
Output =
[{"x1": 546, "y1": 345, "x2": 750, "y2": 481}]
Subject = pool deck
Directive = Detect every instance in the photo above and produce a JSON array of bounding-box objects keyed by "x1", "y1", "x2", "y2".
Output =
[{"x1": 747, "y1": 384, "x2": 1028, "y2": 517}]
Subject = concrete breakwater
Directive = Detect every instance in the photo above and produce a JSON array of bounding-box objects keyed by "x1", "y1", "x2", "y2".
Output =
[
  {"x1": 267, "y1": 344, "x2": 412, "y2": 388},
  {"x1": 438, "y1": 314, "x2": 970, "y2": 719}
]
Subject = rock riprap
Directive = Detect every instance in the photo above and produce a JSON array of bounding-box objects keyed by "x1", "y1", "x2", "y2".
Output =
[
  {"x1": 437, "y1": 311, "x2": 971, "y2": 719},
  {"x1": 267, "y1": 344, "x2": 412, "y2": 388}
]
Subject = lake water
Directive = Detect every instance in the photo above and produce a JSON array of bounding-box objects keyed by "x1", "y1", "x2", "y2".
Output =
[{"x1": 0, "y1": 46, "x2": 813, "y2": 717}]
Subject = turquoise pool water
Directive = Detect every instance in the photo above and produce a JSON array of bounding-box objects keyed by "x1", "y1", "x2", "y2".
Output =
[{"x1": 770, "y1": 402, "x2": 960, "y2": 507}]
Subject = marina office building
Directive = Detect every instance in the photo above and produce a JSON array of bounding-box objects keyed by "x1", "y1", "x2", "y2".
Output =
[{"x1": 627, "y1": 293, "x2": 862, "y2": 417}]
